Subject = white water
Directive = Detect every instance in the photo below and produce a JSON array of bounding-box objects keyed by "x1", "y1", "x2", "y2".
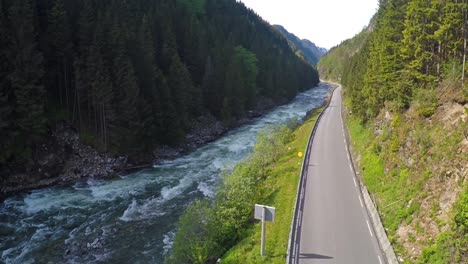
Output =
[{"x1": 0, "y1": 84, "x2": 330, "y2": 263}]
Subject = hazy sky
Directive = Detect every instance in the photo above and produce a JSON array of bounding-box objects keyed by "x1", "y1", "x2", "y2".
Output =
[{"x1": 239, "y1": 0, "x2": 379, "y2": 49}]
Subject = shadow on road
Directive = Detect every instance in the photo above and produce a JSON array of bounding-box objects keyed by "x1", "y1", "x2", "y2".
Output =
[{"x1": 299, "y1": 253, "x2": 333, "y2": 259}]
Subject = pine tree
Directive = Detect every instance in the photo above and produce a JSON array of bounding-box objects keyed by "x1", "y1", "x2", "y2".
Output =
[
  {"x1": 0, "y1": 0, "x2": 14, "y2": 162},
  {"x1": 202, "y1": 55, "x2": 218, "y2": 113},
  {"x1": 361, "y1": 0, "x2": 407, "y2": 117},
  {"x1": 235, "y1": 46, "x2": 258, "y2": 109},
  {"x1": 159, "y1": 69, "x2": 186, "y2": 145},
  {"x1": 167, "y1": 52, "x2": 195, "y2": 126},
  {"x1": 48, "y1": 0, "x2": 73, "y2": 113},
  {"x1": 8, "y1": 0, "x2": 46, "y2": 147},
  {"x1": 110, "y1": 24, "x2": 141, "y2": 153},
  {"x1": 401, "y1": 0, "x2": 440, "y2": 87}
]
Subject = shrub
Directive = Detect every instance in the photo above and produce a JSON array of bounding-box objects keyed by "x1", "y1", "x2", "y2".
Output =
[{"x1": 413, "y1": 88, "x2": 438, "y2": 118}]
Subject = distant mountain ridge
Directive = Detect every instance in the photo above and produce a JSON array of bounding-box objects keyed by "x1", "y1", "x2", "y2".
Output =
[{"x1": 274, "y1": 25, "x2": 327, "y2": 65}]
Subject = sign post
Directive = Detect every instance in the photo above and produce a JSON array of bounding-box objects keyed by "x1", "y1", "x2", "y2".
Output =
[{"x1": 254, "y1": 204, "x2": 276, "y2": 257}]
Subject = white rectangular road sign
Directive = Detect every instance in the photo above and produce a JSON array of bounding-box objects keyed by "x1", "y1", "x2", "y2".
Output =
[{"x1": 254, "y1": 204, "x2": 275, "y2": 222}]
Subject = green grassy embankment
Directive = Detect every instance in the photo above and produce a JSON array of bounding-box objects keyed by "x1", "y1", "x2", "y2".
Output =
[
  {"x1": 344, "y1": 97, "x2": 467, "y2": 263},
  {"x1": 220, "y1": 110, "x2": 322, "y2": 263}
]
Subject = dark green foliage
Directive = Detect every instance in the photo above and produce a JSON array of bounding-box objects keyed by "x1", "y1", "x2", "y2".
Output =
[
  {"x1": 168, "y1": 200, "x2": 221, "y2": 264},
  {"x1": 1, "y1": 0, "x2": 46, "y2": 162},
  {"x1": 223, "y1": 46, "x2": 258, "y2": 120},
  {"x1": 0, "y1": 0, "x2": 319, "y2": 163},
  {"x1": 322, "y1": 0, "x2": 467, "y2": 121}
]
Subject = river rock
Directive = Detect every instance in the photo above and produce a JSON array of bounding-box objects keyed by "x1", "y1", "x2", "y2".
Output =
[{"x1": 0, "y1": 122, "x2": 128, "y2": 198}]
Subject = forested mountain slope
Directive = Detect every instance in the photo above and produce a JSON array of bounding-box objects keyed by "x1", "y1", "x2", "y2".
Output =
[
  {"x1": 317, "y1": 27, "x2": 370, "y2": 82},
  {"x1": 274, "y1": 24, "x2": 327, "y2": 65},
  {"x1": 0, "y1": 0, "x2": 319, "y2": 169},
  {"x1": 320, "y1": 0, "x2": 467, "y2": 263}
]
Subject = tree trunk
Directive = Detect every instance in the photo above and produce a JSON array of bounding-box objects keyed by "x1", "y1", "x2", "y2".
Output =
[
  {"x1": 102, "y1": 104, "x2": 107, "y2": 151},
  {"x1": 77, "y1": 83, "x2": 82, "y2": 132},
  {"x1": 437, "y1": 41, "x2": 441, "y2": 76},
  {"x1": 63, "y1": 58, "x2": 69, "y2": 118},
  {"x1": 462, "y1": 37, "x2": 466, "y2": 91}
]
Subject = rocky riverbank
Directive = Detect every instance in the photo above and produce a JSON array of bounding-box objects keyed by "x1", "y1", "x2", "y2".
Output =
[
  {"x1": 0, "y1": 95, "x2": 280, "y2": 200},
  {"x1": 0, "y1": 123, "x2": 128, "y2": 199}
]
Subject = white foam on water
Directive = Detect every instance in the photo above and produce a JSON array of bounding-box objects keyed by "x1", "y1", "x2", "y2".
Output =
[
  {"x1": 119, "y1": 200, "x2": 139, "y2": 222},
  {"x1": 91, "y1": 251, "x2": 112, "y2": 263},
  {"x1": 227, "y1": 140, "x2": 249, "y2": 153},
  {"x1": 88, "y1": 173, "x2": 159, "y2": 201},
  {"x1": 2, "y1": 227, "x2": 53, "y2": 264},
  {"x1": 119, "y1": 197, "x2": 168, "y2": 222},
  {"x1": 197, "y1": 182, "x2": 214, "y2": 198},
  {"x1": 211, "y1": 157, "x2": 225, "y2": 171},
  {"x1": 22, "y1": 190, "x2": 88, "y2": 214},
  {"x1": 162, "y1": 230, "x2": 176, "y2": 255},
  {"x1": 160, "y1": 176, "x2": 193, "y2": 202}
]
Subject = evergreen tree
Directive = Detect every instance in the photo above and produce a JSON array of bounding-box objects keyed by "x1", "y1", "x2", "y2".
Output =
[
  {"x1": 47, "y1": 0, "x2": 73, "y2": 112},
  {"x1": 401, "y1": 0, "x2": 440, "y2": 87},
  {"x1": 167, "y1": 52, "x2": 196, "y2": 126},
  {"x1": 110, "y1": 26, "x2": 141, "y2": 153},
  {"x1": 8, "y1": 0, "x2": 46, "y2": 149},
  {"x1": 0, "y1": 0, "x2": 15, "y2": 162}
]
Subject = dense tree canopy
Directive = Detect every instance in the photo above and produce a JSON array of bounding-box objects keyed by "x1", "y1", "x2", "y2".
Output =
[
  {"x1": 320, "y1": 0, "x2": 467, "y2": 121},
  {"x1": 0, "y1": 0, "x2": 319, "y2": 162}
]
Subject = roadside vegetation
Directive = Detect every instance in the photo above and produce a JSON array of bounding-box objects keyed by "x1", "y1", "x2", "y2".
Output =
[
  {"x1": 345, "y1": 107, "x2": 467, "y2": 263},
  {"x1": 319, "y1": 0, "x2": 467, "y2": 262},
  {"x1": 167, "y1": 110, "x2": 322, "y2": 263}
]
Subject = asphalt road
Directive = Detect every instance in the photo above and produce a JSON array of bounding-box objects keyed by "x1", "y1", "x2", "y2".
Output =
[{"x1": 298, "y1": 86, "x2": 383, "y2": 264}]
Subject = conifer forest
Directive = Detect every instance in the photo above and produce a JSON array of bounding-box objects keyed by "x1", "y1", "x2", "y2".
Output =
[{"x1": 0, "y1": 0, "x2": 319, "y2": 164}]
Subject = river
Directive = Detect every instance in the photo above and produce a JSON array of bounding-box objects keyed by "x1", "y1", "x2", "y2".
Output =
[{"x1": 0, "y1": 84, "x2": 330, "y2": 263}]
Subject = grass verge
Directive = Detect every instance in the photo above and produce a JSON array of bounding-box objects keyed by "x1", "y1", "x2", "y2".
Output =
[
  {"x1": 220, "y1": 110, "x2": 322, "y2": 263},
  {"x1": 345, "y1": 109, "x2": 467, "y2": 263}
]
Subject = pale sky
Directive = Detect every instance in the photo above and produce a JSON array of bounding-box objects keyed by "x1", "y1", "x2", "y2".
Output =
[{"x1": 239, "y1": 0, "x2": 379, "y2": 50}]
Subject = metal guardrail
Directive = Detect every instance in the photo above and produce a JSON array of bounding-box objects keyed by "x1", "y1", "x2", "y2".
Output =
[{"x1": 286, "y1": 84, "x2": 337, "y2": 264}]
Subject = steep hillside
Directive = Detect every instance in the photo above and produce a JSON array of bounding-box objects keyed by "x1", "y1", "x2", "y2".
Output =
[
  {"x1": 321, "y1": 0, "x2": 467, "y2": 263},
  {"x1": 0, "y1": 0, "x2": 319, "y2": 190},
  {"x1": 317, "y1": 27, "x2": 371, "y2": 82},
  {"x1": 274, "y1": 25, "x2": 326, "y2": 65}
]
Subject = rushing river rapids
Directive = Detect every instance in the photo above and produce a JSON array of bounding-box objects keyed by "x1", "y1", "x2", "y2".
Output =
[{"x1": 0, "y1": 84, "x2": 330, "y2": 263}]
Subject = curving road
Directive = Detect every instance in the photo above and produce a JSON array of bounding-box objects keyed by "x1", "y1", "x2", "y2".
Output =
[{"x1": 296, "y1": 86, "x2": 384, "y2": 263}]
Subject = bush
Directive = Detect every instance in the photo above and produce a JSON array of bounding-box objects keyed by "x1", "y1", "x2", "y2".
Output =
[
  {"x1": 168, "y1": 201, "x2": 220, "y2": 264},
  {"x1": 454, "y1": 185, "x2": 468, "y2": 235},
  {"x1": 414, "y1": 88, "x2": 438, "y2": 118}
]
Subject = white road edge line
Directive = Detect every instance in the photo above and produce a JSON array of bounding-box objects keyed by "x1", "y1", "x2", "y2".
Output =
[
  {"x1": 366, "y1": 220, "x2": 374, "y2": 237},
  {"x1": 358, "y1": 196, "x2": 364, "y2": 208},
  {"x1": 349, "y1": 163, "x2": 353, "y2": 171},
  {"x1": 378, "y1": 255, "x2": 383, "y2": 264},
  {"x1": 353, "y1": 177, "x2": 357, "y2": 187}
]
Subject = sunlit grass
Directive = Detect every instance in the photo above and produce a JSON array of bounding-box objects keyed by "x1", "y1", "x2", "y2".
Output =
[{"x1": 221, "y1": 110, "x2": 322, "y2": 263}]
